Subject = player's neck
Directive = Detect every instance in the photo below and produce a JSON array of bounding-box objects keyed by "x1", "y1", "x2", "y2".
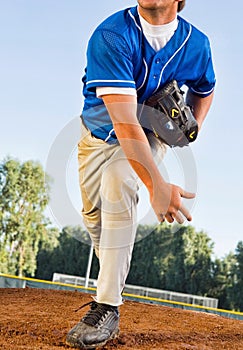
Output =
[{"x1": 138, "y1": 6, "x2": 177, "y2": 25}]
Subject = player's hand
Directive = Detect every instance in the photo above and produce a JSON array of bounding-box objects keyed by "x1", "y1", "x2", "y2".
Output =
[{"x1": 150, "y1": 182, "x2": 195, "y2": 224}]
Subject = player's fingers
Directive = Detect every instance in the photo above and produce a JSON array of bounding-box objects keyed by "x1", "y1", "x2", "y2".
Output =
[
  {"x1": 180, "y1": 189, "x2": 196, "y2": 199},
  {"x1": 180, "y1": 204, "x2": 192, "y2": 221},
  {"x1": 174, "y1": 211, "x2": 185, "y2": 224},
  {"x1": 158, "y1": 213, "x2": 166, "y2": 223},
  {"x1": 165, "y1": 213, "x2": 174, "y2": 223}
]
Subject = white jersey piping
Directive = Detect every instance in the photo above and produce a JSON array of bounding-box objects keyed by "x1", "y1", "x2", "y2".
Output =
[{"x1": 153, "y1": 24, "x2": 192, "y2": 94}]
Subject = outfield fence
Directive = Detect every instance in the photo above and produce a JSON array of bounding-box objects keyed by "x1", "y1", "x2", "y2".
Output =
[{"x1": 53, "y1": 272, "x2": 218, "y2": 308}]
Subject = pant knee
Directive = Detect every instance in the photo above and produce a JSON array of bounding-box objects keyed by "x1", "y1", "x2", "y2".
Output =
[{"x1": 100, "y1": 163, "x2": 139, "y2": 219}]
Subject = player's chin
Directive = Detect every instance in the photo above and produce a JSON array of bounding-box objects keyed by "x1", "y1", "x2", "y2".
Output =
[{"x1": 137, "y1": 0, "x2": 160, "y2": 10}]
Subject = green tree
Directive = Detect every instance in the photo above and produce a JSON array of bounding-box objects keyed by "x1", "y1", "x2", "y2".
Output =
[
  {"x1": 160, "y1": 226, "x2": 187, "y2": 292},
  {"x1": 127, "y1": 224, "x2": 163, "y2": 288},
  {"x1": 183, "y1": 228, "x2": 214, "y2": 295},
  {"x1": 209, "y1": 252, "x2": 238, "y2": 310},
  {"x1": 233, "y1": 241, "x2": 243, "y2": 310},
  {"x1": 0, "y1": 157, "x2": 56, "y2": 276},
  {"x1": 36, "y1": 226, "x2": 99, "y2": 281},
  {"x1": 153, "y1": 225, "x2": 214, "y2": 295},
  {"x1": 128, "y1": 224, "x2": 215, "y2": 296}
]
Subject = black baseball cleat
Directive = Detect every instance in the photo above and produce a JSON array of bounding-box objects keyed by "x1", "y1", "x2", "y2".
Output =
[{"x1": 66, "y1": 301, "x2": 119, "y2": 349}]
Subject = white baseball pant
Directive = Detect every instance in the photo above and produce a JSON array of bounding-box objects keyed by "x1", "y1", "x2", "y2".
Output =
[{"x1": 78, "y1": 121, "x2": 166, "y2": 306}]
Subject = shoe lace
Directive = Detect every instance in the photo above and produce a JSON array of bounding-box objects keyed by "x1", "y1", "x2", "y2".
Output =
[{"x1": 75, "y1": 301, "x2": 117, "y2": 327}]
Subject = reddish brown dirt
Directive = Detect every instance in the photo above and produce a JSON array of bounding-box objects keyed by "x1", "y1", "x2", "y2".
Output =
[{"x1": 0, "y1": 288, "x2": 242, "y2": 350}]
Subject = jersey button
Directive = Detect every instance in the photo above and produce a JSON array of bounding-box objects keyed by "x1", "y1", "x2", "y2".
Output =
[
  {"x1": 155, "y1": 58, "x2": 161, "y2": 64},
  {"x1": 153, "y1": 74, "x2": 157, "y2": 79}
]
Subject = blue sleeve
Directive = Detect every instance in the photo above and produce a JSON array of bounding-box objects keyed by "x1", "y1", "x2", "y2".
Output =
[
  {"x1": 190, "y1": 59, "x2": 215, "y2": 97},
  {"x1": 85, "y1": 29, "x2": 136, "y2": 92},
  {"x1": 188, "y1": 38, "x2": 216, "y2": 97}
]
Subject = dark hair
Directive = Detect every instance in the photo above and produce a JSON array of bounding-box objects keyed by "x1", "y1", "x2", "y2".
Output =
[{"x1": 177, "y1": 0, "x2": 185, "y2": 12}]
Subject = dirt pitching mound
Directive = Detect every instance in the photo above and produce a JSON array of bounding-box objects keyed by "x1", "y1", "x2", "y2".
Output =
[{"x1": 0, "y1": 288, "x2": 242, "y2": 350}]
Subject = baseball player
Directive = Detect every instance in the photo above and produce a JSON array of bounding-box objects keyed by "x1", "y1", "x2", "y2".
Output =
[{"x1": 66, "y1": 0, "x2": 216, "y2": 349}]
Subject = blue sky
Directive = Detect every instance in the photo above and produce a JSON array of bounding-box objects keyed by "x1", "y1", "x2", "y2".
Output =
[{"x1": 1, "y1": 1, "x2": 242, "y2": 258}]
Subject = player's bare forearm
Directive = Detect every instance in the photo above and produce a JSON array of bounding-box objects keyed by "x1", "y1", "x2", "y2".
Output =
[
  {"x1": 186, "y1": 90, "x2": 214, "y2": 130},
  {"x1": 102, "y1": 94, "x2": 195, "y2": 223},
  {"x1": 102, "y1": 94, "x2": 163, "y2": 194}
]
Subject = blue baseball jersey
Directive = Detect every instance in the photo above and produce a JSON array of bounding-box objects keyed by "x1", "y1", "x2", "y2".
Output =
[{"x1": 82, "y1": 6, "x2": 216, "y2": 143}]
